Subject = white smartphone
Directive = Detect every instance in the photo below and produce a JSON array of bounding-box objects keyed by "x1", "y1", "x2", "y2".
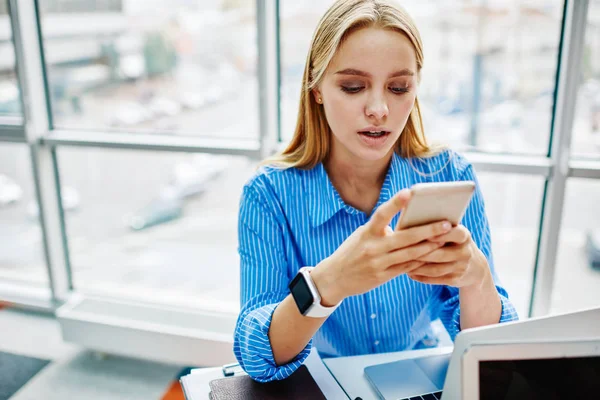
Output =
[{"x1": 395, "y1": 181, "x2": 476, "y2": 230}]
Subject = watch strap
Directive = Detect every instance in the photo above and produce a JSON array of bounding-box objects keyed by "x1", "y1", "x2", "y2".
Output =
[{"x1": 298, "y1": 267, "x2": 342, "y2": 318}]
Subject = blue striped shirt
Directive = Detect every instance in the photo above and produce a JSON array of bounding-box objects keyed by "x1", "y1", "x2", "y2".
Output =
[{"x1": 233, "y1": 149, "x2": 518, "y2": 382}]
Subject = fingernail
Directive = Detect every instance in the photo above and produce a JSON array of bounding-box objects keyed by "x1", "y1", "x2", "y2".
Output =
[{"x1": 442, "y1": 222, "x2": 451, "y2": 231}]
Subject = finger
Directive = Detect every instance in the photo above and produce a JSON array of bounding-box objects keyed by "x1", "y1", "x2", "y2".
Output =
[
  {"x1": 408, "y1": 273, "x2": 455, "y2": 285},
  {"x1": 368, "y1": 189, "x2": 411, "y2": 234},
  {"x1": 417, "y1": 242, "x2": 469, "y2": 263},
  {"x1": 381, "y1": 240, "x2": 443, "y2": 266},
  {"x1": 384, "y1": 260, "x2": 425, "y2": 280},
  {"x1": 382, "y1": 220, "x2": 452, "y2": 251},
  {"x1": 409, "y1": 262, "x2": 457, "y2": 278},
  {"x1": 428, "y1": 225, "x2": 471, "y2": 245}
]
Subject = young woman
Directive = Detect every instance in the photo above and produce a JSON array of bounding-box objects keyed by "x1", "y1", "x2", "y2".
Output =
[{"x1": 233, "y1": 0, "x2": 518, "y2": 382}]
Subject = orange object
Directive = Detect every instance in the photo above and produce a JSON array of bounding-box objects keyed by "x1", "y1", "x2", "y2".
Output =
[{"x1": 160, "y1": 380, "x2": 185, "y2": 400}]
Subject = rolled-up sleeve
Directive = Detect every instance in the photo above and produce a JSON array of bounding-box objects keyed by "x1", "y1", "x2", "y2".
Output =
[
  {"x1": 438, "y1": 164, "x2": 519, "y2": 339},
  {"x1": 233, "y1": 181, "x2": 312, "y2": 382}
]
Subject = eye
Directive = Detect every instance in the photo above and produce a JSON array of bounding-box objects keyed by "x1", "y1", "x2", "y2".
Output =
[
  {"x1": 341, "y1": 85, "x2": 364, "y2": 94},
  {"x1": 389, "y1": 86, "x2": 409, "y2": 94}
]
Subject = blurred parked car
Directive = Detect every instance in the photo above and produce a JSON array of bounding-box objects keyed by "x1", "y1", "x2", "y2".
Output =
[
  {"x1": 586, "y1": 230, "x2": 600, "y2": 270},
  {"x1": 179, "y1": 92, "x2": 208, "y2": 110},
  {"x1": 125, "y1": 187, "x2": 183, "y2": 231},
  {"x1": 170, "y1": 154, "x2": 230, "y2": 198},
  {"x1": 27, "y1": 186, "x2": 80, "y2": 218},
  {"x1": 147, "y1": 96, "x2": 181, "y2": 117},
  {"x1": 204, "y1": 85, "x2": 227, "y2": 106},
  {"x1": 110, "y1": 102, "x2": 153, "y2": 127},
  {"x1": 0, "y1": 174, "x2": 23, "y2": 206}
]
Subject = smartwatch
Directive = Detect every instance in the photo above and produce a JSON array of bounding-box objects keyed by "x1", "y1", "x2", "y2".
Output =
[{"x1": 288, "y1": 267, "x2": 341, "y2": 318}]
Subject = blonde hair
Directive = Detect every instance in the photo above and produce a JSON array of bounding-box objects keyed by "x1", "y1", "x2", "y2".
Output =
[{"x1": 264, "y1": 0, "x2": 439, "y2": 169}]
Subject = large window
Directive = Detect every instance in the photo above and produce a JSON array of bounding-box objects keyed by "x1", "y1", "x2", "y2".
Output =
[
  {"x1": 573, "y1": 0, "x2": 600, "y2": 158},
  {"x1": 550, "y1": 2, "x2": 600, "y2": 314},
  {"x1": 551, "y1": 179, "x2": 600, "y2": 314},
  {"x1": 0, "y1": 1, "x2": 22, "y2": 118},
  {"x1": 280, "y1": 0, "x2": 331, "y2": 141},
  {"x1": 477, "y1": 171, "x2": 544, "y2": 317},
  {"x1": 57, "y1": 147, "x2": 254, "y2": 311},
  {"x1": 280, "y1": 0, "x2": 564, "y2": 155},
  {"x1": 1, "y1": 0, "x2": 598, "y2": 366},
  {"x1": 0, "y1": 144, "x2": 47, "y2": 286},
  {"x1": 39, "y1": 0, "x2": 258, "y2": 139}
]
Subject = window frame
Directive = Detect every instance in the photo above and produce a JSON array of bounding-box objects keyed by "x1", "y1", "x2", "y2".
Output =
[{"x1": 0, "y1": 0, "x2": 599, "y2": 366}]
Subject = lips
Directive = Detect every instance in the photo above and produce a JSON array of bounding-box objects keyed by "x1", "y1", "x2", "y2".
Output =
[
  {"x1": 358, "y1": 130, "x2": 390, "y2": 137},
  {"x1": 358, "y1": 126, "x2": 391, "y2": 137}
]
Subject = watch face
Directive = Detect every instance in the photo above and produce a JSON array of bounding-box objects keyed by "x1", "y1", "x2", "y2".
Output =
[{"x1": 290, "y1": 273, "x2": 314, "y2": 315}]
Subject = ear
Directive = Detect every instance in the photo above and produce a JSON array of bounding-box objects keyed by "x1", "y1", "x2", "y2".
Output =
[{"x1": 311, "y1": 88, "x2": 323, "y2": 104}]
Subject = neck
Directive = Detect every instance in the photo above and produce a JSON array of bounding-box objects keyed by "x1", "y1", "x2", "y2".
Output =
[
  {"x1": 324, "y1": 148, "x2": 393, "y2": 214},
  {"x1": 326, "y1": 155, "x2": 390, "y2": 188}
]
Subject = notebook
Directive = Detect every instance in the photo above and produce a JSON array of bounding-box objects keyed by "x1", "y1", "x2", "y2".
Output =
[{"x1": 208, "y1": 364, "x2": 326, "y2": 400}]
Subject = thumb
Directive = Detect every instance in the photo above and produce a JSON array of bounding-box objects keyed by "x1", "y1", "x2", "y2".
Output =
[{"x1": 368, "y1": 189, "x2": 411, "y2": 233}]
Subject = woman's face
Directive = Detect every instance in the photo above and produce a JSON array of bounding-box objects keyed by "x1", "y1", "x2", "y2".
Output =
[{"x1": 316, "y1": 26, "x2": 418, "y2": 164}]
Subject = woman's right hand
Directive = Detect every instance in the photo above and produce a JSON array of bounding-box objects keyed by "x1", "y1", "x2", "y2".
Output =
[{"x1": 311, "y1": 189, "x2": 453, "y2": 306}]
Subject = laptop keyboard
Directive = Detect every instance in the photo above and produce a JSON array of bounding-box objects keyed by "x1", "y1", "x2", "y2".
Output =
[{"x1": 401, "y1": 390, "x2": 443, "y2": 400}]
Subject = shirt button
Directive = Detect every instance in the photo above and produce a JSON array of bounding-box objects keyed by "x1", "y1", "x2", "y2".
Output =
[
  {"x1": 370, "y1": 313, "x2": 377, "y2": 319},
  {"x1": 374, "y1": 340, "x2": 380, "y2": 346}
]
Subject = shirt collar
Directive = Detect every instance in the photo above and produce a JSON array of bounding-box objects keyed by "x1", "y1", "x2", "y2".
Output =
[
  {"x1": 305, "y1": 162, "x2": 347, "y2": 227},
  {"x1": 305, "y1": 152, "x2": 407, "y2": 227}
]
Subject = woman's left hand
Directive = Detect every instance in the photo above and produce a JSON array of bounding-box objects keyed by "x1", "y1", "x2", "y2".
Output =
[{"x1": 407, "y1": 224, "x2": 489, "y2": 288}]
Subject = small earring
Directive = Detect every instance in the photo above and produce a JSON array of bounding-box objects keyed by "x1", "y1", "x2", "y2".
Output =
[{"x1": 318, "y1": 97, "x2": 322, "y2": 104}]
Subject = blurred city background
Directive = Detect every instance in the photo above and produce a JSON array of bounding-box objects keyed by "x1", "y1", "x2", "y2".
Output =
[{"x1": 0, "y1": 0, "x2": 599, "y2": 319}]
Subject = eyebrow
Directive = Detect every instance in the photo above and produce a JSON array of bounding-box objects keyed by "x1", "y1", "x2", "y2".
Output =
[{"x1": 334, "y1": 68, "x2": 415, "y2": 78}]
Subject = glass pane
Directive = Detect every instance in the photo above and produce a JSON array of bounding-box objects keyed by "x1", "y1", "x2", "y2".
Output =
[
  {"x1": 280, "y1": 0, "x2": 332, "y2": 140},
  {"x1": 280, "y1": 1, "x2": 564, "y2": 155},
  {"x1": 572, "y1": 0, "x2": 600, "y2": 158},
  {"x1": 477, "y1": 171, "x2": 544, "y2": 317},
  {"x1": 0, "y1": 144, "x2": 47, "y2": 286},
  {"x1": 0, "y1": 1, "x2": 22, "y2": 117},
  {"x1": 58, "y1": 148, "x2": 254, "y2": 312},
  {"x1": 551, "y1": 178, "x2": 600, "y2": 314},
  {"x1": 40, "y1": 1, "x2": 258, "y2": 140}
]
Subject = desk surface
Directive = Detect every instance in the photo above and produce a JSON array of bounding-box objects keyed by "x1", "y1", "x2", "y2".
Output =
[
  {"x1": 323, "y1": 346, "x2": 453, "y2": 400},
  {"x1": 180, "y1": 346, "x2": 453, "y2": 400}
]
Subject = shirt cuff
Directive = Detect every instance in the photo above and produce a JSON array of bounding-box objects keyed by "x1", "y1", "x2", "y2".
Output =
[
  {"x1": 443, "y1": 287, "x2": 519, "y2": 340},
  {"x1": 497, "y1": 290, "x2": 519, "y2": 323},
  {"x1": 234, "y1": 303, "x2": 313, "y2": 382}
]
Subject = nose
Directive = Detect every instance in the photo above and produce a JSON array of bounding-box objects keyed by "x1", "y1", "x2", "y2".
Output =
[{"x1": 365, "y1": 92, "x2": 389, "y2": 121}]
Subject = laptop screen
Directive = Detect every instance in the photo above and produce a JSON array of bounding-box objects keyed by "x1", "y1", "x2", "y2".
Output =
[{"x1": 479, "y1": 356, "x2": 600, "y2": 399}]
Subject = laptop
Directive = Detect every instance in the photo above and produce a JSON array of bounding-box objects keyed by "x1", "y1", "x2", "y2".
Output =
[
  {"x1": 462, "y1": 339, "x2": 600, "y2": 399},
  {"x1": 363, "y1": 306, "x2": 600, "y2": 400},
  {"x1": 365, "y1": 353, "x2": 448, "y2": 399}
]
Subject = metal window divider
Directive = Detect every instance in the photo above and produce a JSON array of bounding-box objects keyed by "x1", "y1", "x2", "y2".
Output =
[
  {"x1": 529, "y1": 0, "x2": 590, "y2": 317},
  {"x1": 9, "y1": 0, "x2": 72, "y2": 306}
]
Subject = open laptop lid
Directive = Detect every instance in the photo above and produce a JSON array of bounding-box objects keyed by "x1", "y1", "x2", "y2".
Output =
[
  {"x1": 461, "y1": 340, "x2": 600, "y2": 399},
  {"x1": 442, "y1": 306, "x2": 600, "y2": 399}
]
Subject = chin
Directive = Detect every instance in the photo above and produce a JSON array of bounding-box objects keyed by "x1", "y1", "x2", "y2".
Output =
[{"x1": 353, "y1": 146, "x2": 395, "y2": 162}]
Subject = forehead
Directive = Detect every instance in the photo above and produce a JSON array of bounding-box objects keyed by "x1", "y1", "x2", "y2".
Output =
[{"x1": 328, "y1": 26, "x2": 417, "y2": 75}]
